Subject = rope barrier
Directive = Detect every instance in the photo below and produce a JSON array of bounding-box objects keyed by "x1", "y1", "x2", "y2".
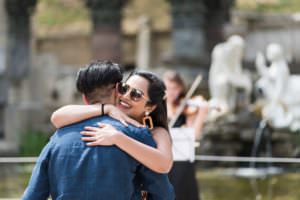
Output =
[{"x1": 1, "y1": 156, "x2": 300, "y2": 164}]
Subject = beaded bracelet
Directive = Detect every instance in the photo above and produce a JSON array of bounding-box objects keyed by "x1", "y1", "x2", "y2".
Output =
[{"x1": 101, "y1": 104, "x2": 105, "y2": 116}]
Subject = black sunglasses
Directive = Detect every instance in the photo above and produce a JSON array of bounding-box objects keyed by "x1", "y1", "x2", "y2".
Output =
[{"x1": 117, "y1": 82, "x2": 148, "y2": 102}]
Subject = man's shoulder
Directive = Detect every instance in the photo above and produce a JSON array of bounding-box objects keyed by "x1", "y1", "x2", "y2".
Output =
[
  {"x1": 57, "y1": 116, "x2": 113, "y2": 131},
  {"x1": 55, "y1": 116, "x2": 155, "y2": 146},
  {"x1": 52, "y1": 116, "x2": 108, "y2": 141}
]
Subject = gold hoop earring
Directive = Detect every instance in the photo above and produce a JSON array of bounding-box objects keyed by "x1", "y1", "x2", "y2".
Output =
[{"x1": 143, "y1": 111, "x2": 153, "y2": 130}]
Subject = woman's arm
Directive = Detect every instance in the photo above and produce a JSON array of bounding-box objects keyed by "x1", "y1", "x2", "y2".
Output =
[
  {"x1": 51, "y1": 104, "x2": 141, "y2": 128},
  {"x1": 51, "y1": 105, "x2": 101, "y2": 128},
  {"x1": 186, "y1": 97, "x2": 209, "y2": 140},
  {"x1": 191, "y1": 105, "x2": 209, "y2": 140},
  {"x1": 81, "y1": 125, "x2": 173, "y2": 173}
]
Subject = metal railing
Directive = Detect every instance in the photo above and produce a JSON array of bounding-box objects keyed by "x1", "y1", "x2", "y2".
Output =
[{"x1": 1, "y1": 155, "x2": 300, "y2": 164}]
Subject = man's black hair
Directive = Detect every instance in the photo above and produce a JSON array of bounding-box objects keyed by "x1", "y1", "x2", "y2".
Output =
[{"x1": 76, "y1": 60, "x2": 123, "y2": 103}]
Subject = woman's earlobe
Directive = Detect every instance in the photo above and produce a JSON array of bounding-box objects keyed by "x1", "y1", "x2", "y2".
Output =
[{"x1": 145, "y1": 105, "x2": 156, "y2": 114}]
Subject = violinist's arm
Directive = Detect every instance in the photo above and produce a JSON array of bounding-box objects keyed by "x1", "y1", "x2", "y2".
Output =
[{"x1": 186, "y1": 101, "x2": 209, "y2": 140}]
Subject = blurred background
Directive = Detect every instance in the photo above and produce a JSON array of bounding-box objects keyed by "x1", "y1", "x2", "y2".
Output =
[{"x1": 0, "y1": 0, "x2": 300, "y2": 199}]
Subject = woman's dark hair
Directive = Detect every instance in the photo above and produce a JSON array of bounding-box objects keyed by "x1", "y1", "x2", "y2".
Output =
[
  {"x1": 163, "y1": 70, "x2": 186, "y2": 105},
  {"x1": 76, "y1": 60, "x2": 123, "y2": 103},
  {"x1": 127, "y1": 71, "x2": 169, "y2": 131}
]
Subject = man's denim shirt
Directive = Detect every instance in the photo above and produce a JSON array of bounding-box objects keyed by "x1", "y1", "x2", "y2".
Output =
[{"x1": 22, "y1": 116, "x2": 174, "y2": 200}]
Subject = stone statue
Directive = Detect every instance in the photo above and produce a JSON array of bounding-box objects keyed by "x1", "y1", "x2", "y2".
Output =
[
  {"x1": 209, "y1": 35, "x2": 252, "y2": 119},
  {"x1": 256, "y1": 43, "x2": 300, "y2": 131}
]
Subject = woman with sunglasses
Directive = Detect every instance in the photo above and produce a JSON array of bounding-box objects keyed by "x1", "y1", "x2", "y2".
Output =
[{"x1": 51, "y1": 71, "x2": 173, "y2": 174}]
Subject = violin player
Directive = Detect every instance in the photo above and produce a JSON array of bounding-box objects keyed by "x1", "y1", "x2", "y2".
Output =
[{"x1": 163, "y1": 70, "x2": 209, "y2": 200}]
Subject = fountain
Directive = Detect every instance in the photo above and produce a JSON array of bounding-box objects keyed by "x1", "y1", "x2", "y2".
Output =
[
  {"x1": 200, "y1": 38, "x2": 297, "y2": 166},
  {"x1": 201, "y1": 39, "x2": 300, "y2": 199},
  {"x1": 234, "y1": 119, "x2": 283, "y2": 200}
]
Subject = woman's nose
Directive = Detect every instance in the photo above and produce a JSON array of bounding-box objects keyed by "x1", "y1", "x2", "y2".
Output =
[{"x1": 122, "y1": 90, "x2": 131, "y2": 100}]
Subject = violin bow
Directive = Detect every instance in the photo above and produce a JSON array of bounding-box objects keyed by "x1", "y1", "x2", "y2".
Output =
[{"x1": 168, "y1": 74, "x2": 203, "y2": 128}]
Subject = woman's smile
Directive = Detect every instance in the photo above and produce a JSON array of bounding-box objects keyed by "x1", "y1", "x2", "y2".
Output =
[{"x1": 118, "y1": 98, "x2": 132, "y2": 110}]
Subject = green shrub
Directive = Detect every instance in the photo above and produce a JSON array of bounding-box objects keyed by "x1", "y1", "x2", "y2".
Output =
[
  {"x1": 236, "y1": 0, "x2": 300, "y2": 13},
  {"x1": 19, "y1": 130, "x2": 51, "y2": 156}
]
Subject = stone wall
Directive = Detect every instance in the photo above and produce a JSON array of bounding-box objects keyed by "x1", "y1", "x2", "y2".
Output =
[
  {"x1": 36, "y1": 35, "x2": 92, "y2": 66},
  {"x1": 35, "y1": 31, "x2": 171, "y2": 69}
]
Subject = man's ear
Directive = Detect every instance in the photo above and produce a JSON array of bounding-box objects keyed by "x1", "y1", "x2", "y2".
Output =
[
  {"x1": 82, "y1": 94, "x2": 90, "y2": 105},
  {"x1": 112, "y1": 83, "x2": 119, "y2": 104}
]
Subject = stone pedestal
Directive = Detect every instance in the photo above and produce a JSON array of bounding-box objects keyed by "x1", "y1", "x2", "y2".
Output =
[
  {"x1": 4, "y1": 0, "x2": 37, "y2": 135},
  {"x1": 204, "y1": 0, "x2": 234, "y2": 52},
  {"x1": 86, "y1": 0, "x2": 127, "y2": 62},
  {"x1": 0, "y1": 0, "x2": 7, "y2": 140},
  {"x1": 0, "y1": 0, "x2": 37, "y2": 155},
  {"x1": 0, "y1": 0, "x2": 17, "y2": 155},
  {"x1": 5, "y1": 0, "x2": 37, "y2": 83},
  {"x1": 163, "y1": 0, "x2": 235, "y2": 87},
  {"x1": 163, "y1": 0, "x2": 209, "y2": 88},
  {"x1": 169, "y1": 0, "x2": 207, "y2": 65}
]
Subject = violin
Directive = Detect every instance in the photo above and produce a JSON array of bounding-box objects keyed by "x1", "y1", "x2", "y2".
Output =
[
  {"x1": 183, "y1": 95, "x2": 207, "y2": 116},
  {"x1": 168, "y1": 75, "x2": 203, "y2": 128},
  {"x1": 168, "y1": 74, "x2": 221, "y2": 128}
]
